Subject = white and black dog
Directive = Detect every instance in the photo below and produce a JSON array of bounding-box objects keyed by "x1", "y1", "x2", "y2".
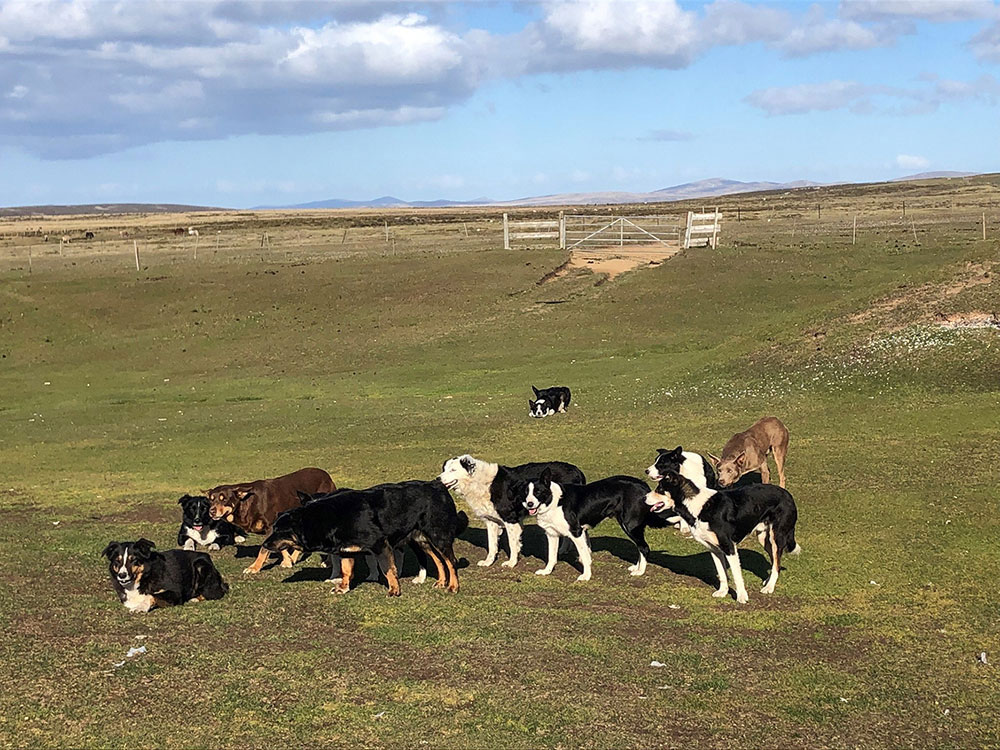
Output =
[
  {"x1": 645, "y1": 469, "x2": 800, "y2": 604},
  {"x1": 177, "y1": 494, "x2": 246, "y2": 551},
  {"x1": 518, "y1": 470, "x2": 663, "y2": 580},
  {"x1": 646, "y1": 446, "x2": 720, "y2": 489},
  {"x1": 438, "y1": 455, "x2": 585, "y2": 567},
  {"x1": 529, "y1": 386, "x2": 571, "y2": 418}
]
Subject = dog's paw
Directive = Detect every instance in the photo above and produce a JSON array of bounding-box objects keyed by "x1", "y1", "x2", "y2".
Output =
[
  {"x1": 500, "y1": 559, "x2": 517, "y2": 568},
  {"x1": 331, "y1": 584, "x2": 350, "y2": 595},
  {"x1": 182, "y1": 540, "x2": 196, "y2": 551},
  {"x1": 242, "y1": 567, "x2": 259, "y2": 575},
  {"x1": 208, "y1": 543, "x2": 221, "y2": 551},
  {"x1": 712, "y1": 588, "x2": 728, "y2": 598},
  {"x1": 736, "y1": 591, "x2": 749, "y2": 604},
  {"x1": 411, "y1": 572, "x2": 427, "y2": 584},
  {"x1": 629, "y1": 568, "x2": 645, "y2": 577},
  {"x1": 575, "y1": 572, "x2": 592, "y2": 582},
  {"x1": 627, "y1": 563, "x2": 638, "y2": 573},
  {"x1": 760, "y1": 583, "x2": 775, "y2": 594},
  {"x1": 477, "y1": 558, "x2": 495, "y2": 567},
  {"x1": 234, "y1": 536, "x2": 247, "y2": 544},
  {"x1": 279, "y1": 560, "x2": 293, "y2": 569},
  {"x1": 535, "y1": 568, "x2": 552, "y2": 576}
]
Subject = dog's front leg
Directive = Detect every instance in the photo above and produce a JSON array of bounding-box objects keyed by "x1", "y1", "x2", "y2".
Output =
[
  {"x1": 570, "y1": 532, "x2": 592, "y2": 581},
  {"x1": 707, "y1": 548, "x2": 730, "y2": 598},
  {"x1": 478, "y1": 521, "x2": 500, "y2": 567},
  {"x1": 536, "y1": 531, "x2": 559, "y2": 576},
  {"x1": 243, "y1": 546, "x2": 271, "y2": 575},
  {"x1": 501, "y1": 522, "x2": 522, "y2": 567},
  {"x1": 725, "y1": 551, "x2": 749, "y2": 604}
]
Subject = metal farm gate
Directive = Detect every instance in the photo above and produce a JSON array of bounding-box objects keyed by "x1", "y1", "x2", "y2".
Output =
[{"x1": 563, "y1": 215, "x2": 680, "y2": 250}]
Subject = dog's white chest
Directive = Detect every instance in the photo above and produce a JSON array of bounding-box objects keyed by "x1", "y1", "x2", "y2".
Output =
[
  {"x1": 122, "y1": 585, "x2": 155, "y2": 613},
  {"x1": 186, "y1": 526, "x2": 219, "y2": 546},
  {"x1": 536, "y1": 505, "x2": 571, "y2": 536}
]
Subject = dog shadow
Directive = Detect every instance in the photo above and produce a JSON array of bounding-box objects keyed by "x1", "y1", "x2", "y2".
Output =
[
  {"x1": 278, "y1": 549, "x2": 465, "y2": 586},
  {"x1": 460, "y1": 526, "x2": 772, "y2": 585}
]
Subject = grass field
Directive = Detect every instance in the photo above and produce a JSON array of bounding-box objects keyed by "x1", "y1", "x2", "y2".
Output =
[{"x1": 1, "y1": 176, "x2": 999, "y2": 749}]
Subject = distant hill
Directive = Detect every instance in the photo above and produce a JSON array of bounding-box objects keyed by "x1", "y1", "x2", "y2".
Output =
[
  {"x1": 890, "y1": 171, "x2": 978, "y2": 182},
  {"x1": 0, "y1": 202, "x2": 225, "y2": 217}
]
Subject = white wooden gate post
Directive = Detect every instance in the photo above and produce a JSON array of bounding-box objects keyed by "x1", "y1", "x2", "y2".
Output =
[
  {"x1": 503, "y1": 213, "x2": 510, "y2": 250},
  {"x1": 684, "y1": 211, "x2": 693, "y2": 249},
  {"x1": 559, "y1": 212, "x2": 566, "y2": 250},
  {"x1": 712, "y1": 207, "x2": 720, "y2": 249}
]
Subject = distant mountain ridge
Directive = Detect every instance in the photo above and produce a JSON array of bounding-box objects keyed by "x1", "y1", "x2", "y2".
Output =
[{"x1": 0, "y1": 173, "x2": 984, "y2": 216}]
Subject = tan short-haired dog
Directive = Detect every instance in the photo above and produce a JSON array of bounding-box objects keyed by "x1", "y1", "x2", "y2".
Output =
[{"x1": 709, "y1": 416, "x2": 789, "y2": 488}]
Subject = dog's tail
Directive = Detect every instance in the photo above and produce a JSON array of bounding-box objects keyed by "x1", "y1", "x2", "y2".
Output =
[{"x1": 455, "y1": 511, "x2": 469, "y2": 536}]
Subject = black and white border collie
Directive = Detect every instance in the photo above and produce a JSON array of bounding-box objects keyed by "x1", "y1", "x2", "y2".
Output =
[
  {"x1": 645, "y1": 470, "x2": 800, "y2": 604},
  {"x1": 438, "y1": 455, "x2": 585, "y2": 567},
  {"x1": 646, "y1": 446, "x2": 719, "y2": 489},
  {"x1": 102, "y1": 539, "x2": 229, "y2": 613},
  {"x1": 177, "y1": 494, "x2": 246, "y2": 550},
  {"x1": 518, "y1": 470, "x2": 661, "y2": 580},
  {"x1": 529, "y1": 386, "x2": 571, "y2": 418}
]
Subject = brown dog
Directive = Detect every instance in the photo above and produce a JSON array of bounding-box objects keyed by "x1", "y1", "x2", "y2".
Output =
[
  {"x1": 207, "y1": 467, "x2": 335, "y2": 574},
  {"x1": 709, "y1": 416, "x2": 789, "y2": 488}
]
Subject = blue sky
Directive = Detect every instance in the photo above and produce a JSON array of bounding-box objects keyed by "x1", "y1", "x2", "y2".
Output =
[{"x1": 0, "y1": 0, "x2": 998, "y2": 207}]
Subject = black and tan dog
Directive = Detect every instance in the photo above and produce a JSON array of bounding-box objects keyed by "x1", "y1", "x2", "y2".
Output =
[
  {"x1": 177, "y1": 494, "x2": 246, "y2": 550},
  {"x1": 260, "y1": 480, "x2": 467, "y2": 597},
  {"x1": 102, "y1": 539, "x2": 229, "y2": 613}
]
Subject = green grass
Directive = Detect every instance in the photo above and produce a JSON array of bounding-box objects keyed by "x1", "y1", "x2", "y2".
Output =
[{"x1": 1, "y1": 182, "x2": 1000, "y2": 748}]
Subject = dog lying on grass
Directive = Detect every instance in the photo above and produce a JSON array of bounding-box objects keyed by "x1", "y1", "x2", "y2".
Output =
[
  {"x1": 102, "y1": 539, "x2": 229, "y2": 613},
  {"x1": 645, "y1": 470, "x2": 800, "y2": 604},
  {"x1": 709, "y1": 416, "x2": 789, "y2": 488},
  {"x1": 529, "y1": 385, "x2": 571, "y2": 418}
]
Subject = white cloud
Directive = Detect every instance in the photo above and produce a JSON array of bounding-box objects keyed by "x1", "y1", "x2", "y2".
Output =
[
  {"x1": 746, "y1": 74, "x2": 1000, "y2": 115},
  {"x1": 896, "y1": 153, "x2": 930, "y2": 169},
  {"x1": 970, "y1": 21, "x2": 1000, "y2": 60},
  {"x1": 841, "y1": 0, "x2": 1000, "y2": 22},
  {"x1": 779, "y1": 17, "x2": 892, "y2": 56}
]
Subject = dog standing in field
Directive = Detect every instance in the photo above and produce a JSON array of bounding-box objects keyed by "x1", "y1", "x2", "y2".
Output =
[
  {"x1": 438, "y1": 455, "x2": 585, "y2": 567},
  {"x1": 529, "y1": 386, "x2": 571, "y2": 418},
  {"x1": 177, "y1": 494, "x2": 246, "y2": 550},
  {"x1": 260, "y1": 480, "x2": 466, "y2": 596},
  {"x1": 709, "y1": 417, "x2": 789, "y2": 488},
  {"x1": 206, "y1": 467, "x2": 335, "y2": 574},
  {"x1": 645, "y1": 470, "x2": 800, "y2": 603},
  {"x1": 102, "y1": 539, "x2": 229, "y2": 613},
  {"x1": 517, "y1": 470, "x2": 662, "y2": 579}
]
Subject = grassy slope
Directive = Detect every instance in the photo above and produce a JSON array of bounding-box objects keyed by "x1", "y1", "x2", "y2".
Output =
[{"x1": 1, "y1": 201, "x2": 999, "y2": 748}]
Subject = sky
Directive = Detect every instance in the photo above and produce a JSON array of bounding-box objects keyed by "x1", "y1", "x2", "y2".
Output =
[{"x1": 0, "y1": 0, "x2": 998, "y2": 208}]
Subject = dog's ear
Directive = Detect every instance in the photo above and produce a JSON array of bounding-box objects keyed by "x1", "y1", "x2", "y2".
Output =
[
  {"x1": 656, "y1": 447, "x2": 668, "y2": 455},
  {"x1": 529, "y1": 399, "x2": 535, "y2": 410},
  {"x1": 101, "y1": 542, "x2": 120, "y2": 560},
  {"x1": 459, "y1": 456, "x2": 475, "y2": 474},
  {"x1": 707, "y1": 452, "x2": 721, "y2": 466},
  {"x1": 236, "y1": 489, "x2": 255, "y2": 501},
  {"x1": 671, "y1": 446, "x2": 684, "y2": 457},
  {"x1": 177, "y1": 494, "x2": 193, "y2": 505},
  {"x1": 531, "y1": 385, "x2": 540, "y2": 397},
  {"x1": 540, "y1": 467, "x2": 552, "y2": 485},
  {"x1": 734, "y1": 451, "x2": 746, "y2": 467},
  {"x1": 134, "y1": 538, "x2": 156, "y2": 555}
]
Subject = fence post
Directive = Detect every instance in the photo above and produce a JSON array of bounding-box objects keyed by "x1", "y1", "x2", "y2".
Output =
[
  {"x1": 619, "y1": 217, "x2": 624, "y2": 247},
  {"x1": 984, "y1": 212, "x2": 987, "y2": 241},
  {"x1": 503, "y1": 213, "x2": 510, "y2": 250},
  {"x1": 712, "y1": 207, "x2": 719, "y2": 249},
  {"x1": 28, "y1": 245, "x2": 32, "y2": 274},
  {"x1": 853, "y1": 215, "x2": 857, "y2": 246},
  {"x1": 684, "y1": 211, "x2": 693, "y2": 249},
  {"x1": 134, "y1": 239, "x2": 140, "y2": 271},
  {"x1": 384, "y1": 220, "x2": 389, "y2": 243},
  {"x1": 559, "y1": 212, "x2": 565, "y2": 250}
]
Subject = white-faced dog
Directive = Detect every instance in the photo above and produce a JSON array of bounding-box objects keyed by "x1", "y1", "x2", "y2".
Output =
[
  {"x1": 518, "y1": 470, "x2": 660, "y2": 580},
  {"x1": 529, "y1": 386, "x2": 571, "y2": 418},
  {"x1": 645, "y1": 469, "x2": 800, "y2": 604},
  {"x1": 438, "y1": 455, "x2": 585, "y2": 567}
]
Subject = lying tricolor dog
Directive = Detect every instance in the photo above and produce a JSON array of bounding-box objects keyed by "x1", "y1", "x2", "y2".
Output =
[
  {"x1": 645, "y1": 470, "x2": 800, "y2": 603},
  {"x1": 102, "y1": 539, "x2": 229, "y2": 613},
  {"x1": 518, "y1": 469, "x2": 662, "y2": 580},
  {"x1": 177, "y1": 494, "x2": 246, "y2": 551},
  {"x1": 529, "y1": 385, "x2": 571, "y2": 418}
]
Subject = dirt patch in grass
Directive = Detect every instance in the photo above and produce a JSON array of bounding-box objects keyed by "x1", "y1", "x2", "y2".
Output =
[{"x1": 541, "y1": 245, "x2": 680, "y2": 283}]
